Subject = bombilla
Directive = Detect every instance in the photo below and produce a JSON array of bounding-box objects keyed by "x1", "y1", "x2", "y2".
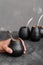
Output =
[
  {"x1": 37, "y1": 14, "x2": 43, "y2": 26},
  {"x1": 9, "y1": 30, "x2": 17, "y2": 41},
  {"x1": 26, "y1": 17, "x2": 33, "y2": 27}
]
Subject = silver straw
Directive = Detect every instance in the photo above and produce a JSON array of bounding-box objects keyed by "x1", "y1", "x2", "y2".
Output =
[
  {"x1": 26, "y1": 17, "x2": 33, "y2": 27},
  {"x1": 37, "y1": 14, "x2": 43, "y2": 26}
]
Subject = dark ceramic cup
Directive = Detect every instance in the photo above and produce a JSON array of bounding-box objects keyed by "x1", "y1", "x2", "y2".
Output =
[
  {"x1": 39, "y1": 26, "x2": 43, "y2": 38},
  {"x1": 8, "y1": 39, "x2": 24, "y2": 57},
  {"x1": 19, "y1": 26, "x2": 30, "y2": 40},
  {"x1": 30, "y1": 26, "x2": 41, "y2": 41}
]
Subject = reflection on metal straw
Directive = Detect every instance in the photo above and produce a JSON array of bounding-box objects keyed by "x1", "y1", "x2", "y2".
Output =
[
  {"x1": 26, "y1": 17, "x2": 33, "y2": 27},
  {"x1": 37, "y1": 14, "x2": 43, "y2": 26},
  {"x1": 9, "y1": 30, "x2": 17, "y2": 41}
]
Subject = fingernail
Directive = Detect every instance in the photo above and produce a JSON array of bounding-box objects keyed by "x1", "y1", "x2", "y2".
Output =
[
  {"x1": 24, "y1": 51, "x2": 26, "y2": 54},
  {"x1": 9, "y1": 49, "x2": 13, "y2": 54}
]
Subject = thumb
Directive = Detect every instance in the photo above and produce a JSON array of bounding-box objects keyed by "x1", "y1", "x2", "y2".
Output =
[{"x1": 3, "y1": 45, "x2": 13, "y2": 54}]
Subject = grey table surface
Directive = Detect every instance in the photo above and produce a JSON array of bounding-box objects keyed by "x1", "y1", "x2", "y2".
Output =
[{"x1": 0, "y1": 39, "x2": 43, "y2": 65}]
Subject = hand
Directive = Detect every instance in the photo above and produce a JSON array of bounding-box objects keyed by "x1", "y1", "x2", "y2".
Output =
[
  {"x1": 0, "y1": 38, "x2": 26, "y2": 54},
  {"x1": 0, "y1": 39, "x2": 12, "y2": 54}
]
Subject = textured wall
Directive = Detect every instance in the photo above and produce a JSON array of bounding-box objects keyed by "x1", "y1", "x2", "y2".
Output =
[{"x1": 0, "y1": 0, "x2": 43, "y2": 31}]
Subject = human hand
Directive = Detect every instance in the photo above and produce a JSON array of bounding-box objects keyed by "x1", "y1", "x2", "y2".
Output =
[{"x1": 0, "y1": 38, "x2": 26, "y2": 54}]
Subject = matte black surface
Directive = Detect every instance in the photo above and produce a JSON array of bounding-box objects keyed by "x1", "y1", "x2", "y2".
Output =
[
  {"x1": 8, "y1": 40, "x2": 24, "y2": 57},
  {"x1": 19, "y1": 26, "x2": 30, "y2": 39},
  {"x1": 0, "y1": 39, "x2": 43, "y2": 65},
  {"x1": 30, "y1": 27, "x2": 40, "y2": 41},
  {"x1": 39, "y1": 27, "x2": 43, "y2": 38}
]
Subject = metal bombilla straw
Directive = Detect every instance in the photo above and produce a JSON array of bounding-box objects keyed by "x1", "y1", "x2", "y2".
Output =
[
  {"x1": 37, "y1": 14, "x2": 43, "y2": 26},
  {"x1": 26, "y1": 17, "x2": 33, "y2": 27},
  {"x1": 9, "y1": 30, "x2": 17, "y2": 41}
]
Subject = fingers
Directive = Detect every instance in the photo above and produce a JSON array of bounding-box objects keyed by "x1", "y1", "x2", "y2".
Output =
[
  {"x1": 2, "y1": 45, "x2": 13, "y2": 54},
  {"x1": 4, "y1": 38, "x2": 11, "y2": 45},
  {"x1": 19, "y1": 38, "x2": 27, "y2": 54},
  {"x1": 0, "y1": 38, "x2": 26, "y2": 55}
]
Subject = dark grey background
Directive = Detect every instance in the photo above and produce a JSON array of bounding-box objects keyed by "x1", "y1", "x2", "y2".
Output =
[{"x1": 0, "y1": 0, "x2": 43, "y2": 31}]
